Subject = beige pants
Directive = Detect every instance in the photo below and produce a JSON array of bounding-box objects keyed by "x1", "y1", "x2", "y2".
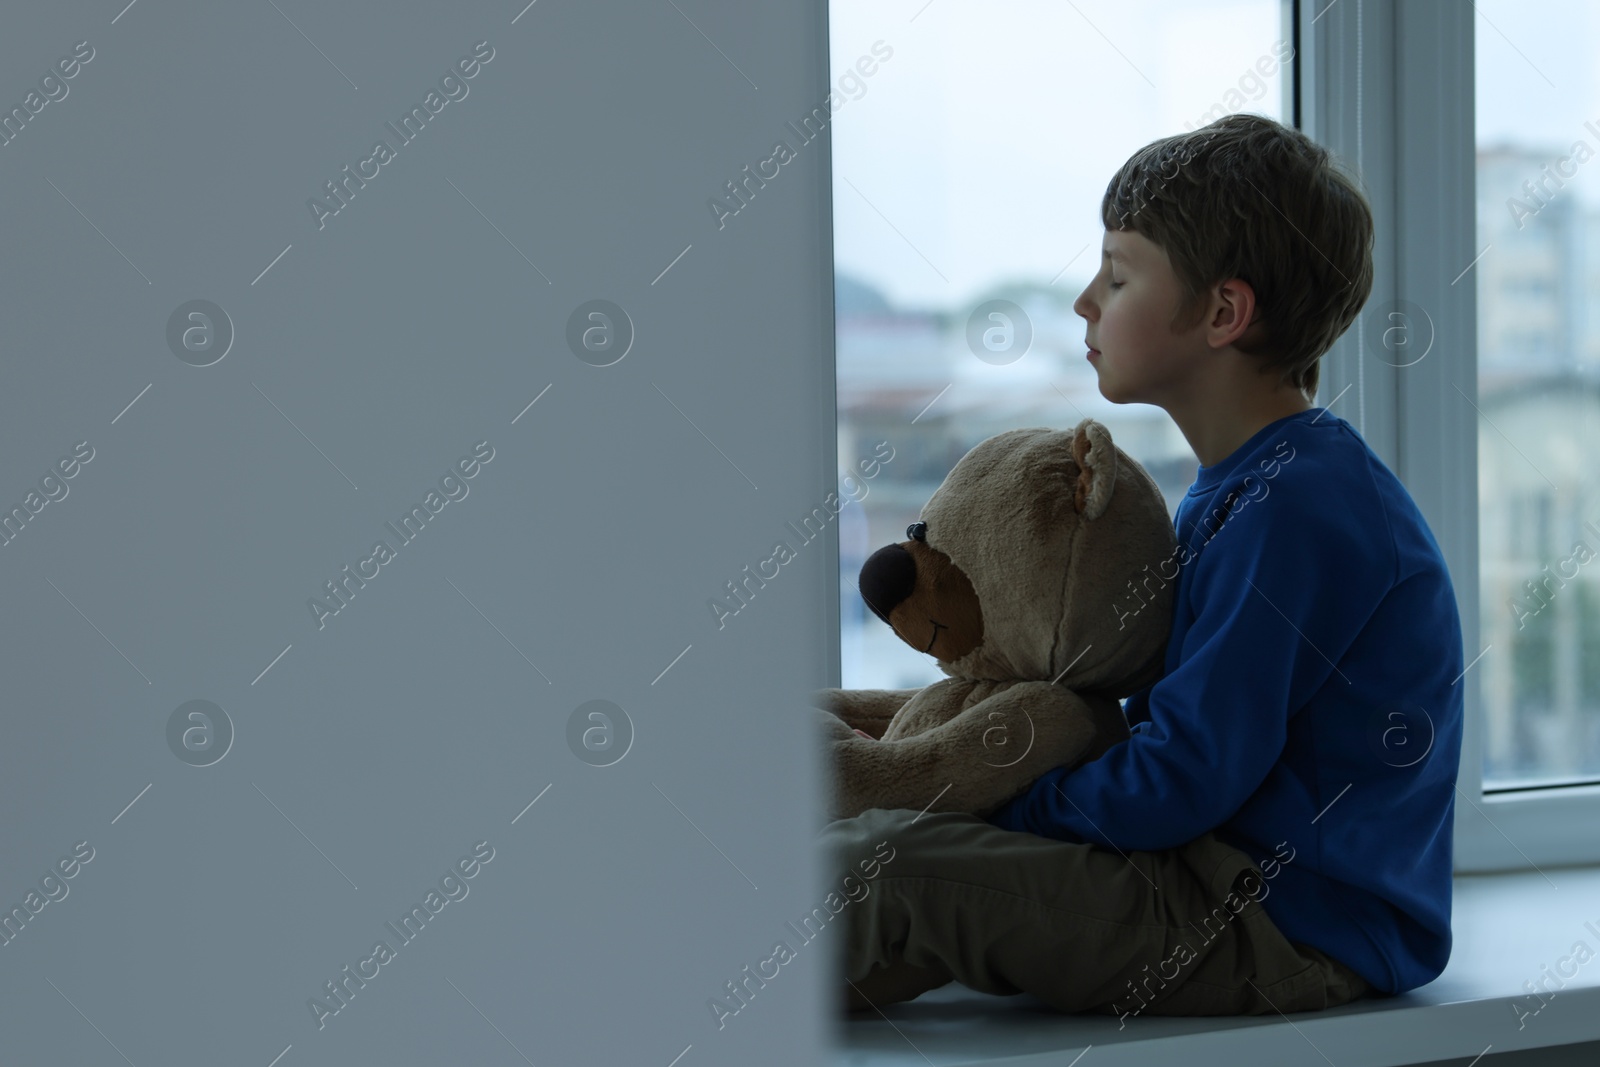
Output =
[{"x1": 822, "y1": 807, "x2": 1370, "y2": 1018}]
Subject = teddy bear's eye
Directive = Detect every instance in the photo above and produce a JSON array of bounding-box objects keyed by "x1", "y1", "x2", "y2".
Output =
[{"x1": 906, "y1": 521, "x2": 927, "y2": 542}]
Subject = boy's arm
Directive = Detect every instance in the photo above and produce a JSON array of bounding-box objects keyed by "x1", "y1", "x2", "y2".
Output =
[
  {"x1": 985, "y1": 684, "x2": 1153, "y2": 846},
  {"x1": 987, "y1": 480, "x2": 1388, "y2": 850}
]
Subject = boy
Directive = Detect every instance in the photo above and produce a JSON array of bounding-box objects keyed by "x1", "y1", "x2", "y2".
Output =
[{"x1": 824, "y1": 113, "x2": 1465, "y2": 1020}]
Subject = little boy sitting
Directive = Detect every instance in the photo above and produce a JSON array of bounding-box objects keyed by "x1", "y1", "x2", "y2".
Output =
[{"x1": 825, "y1": 112, "x2": 1465, "y2": 1020}]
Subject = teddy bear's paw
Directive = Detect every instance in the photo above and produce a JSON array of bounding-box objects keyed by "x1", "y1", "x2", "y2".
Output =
[
  {"x1": 807, "y1": 704, "x2": 858, "y2": 744},
  {"x1": 810, "y1": 687, "x2": 848, "y2": 714}
]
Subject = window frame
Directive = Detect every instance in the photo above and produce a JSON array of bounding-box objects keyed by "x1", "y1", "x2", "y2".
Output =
[{"x1": 1298, "y1": 0, "x2": 1600, "y2": 872}]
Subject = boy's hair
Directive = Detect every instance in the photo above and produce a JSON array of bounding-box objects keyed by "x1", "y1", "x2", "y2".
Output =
[{"x1": 1100, "y1": 113, "x2": 1374, "y2": 401}]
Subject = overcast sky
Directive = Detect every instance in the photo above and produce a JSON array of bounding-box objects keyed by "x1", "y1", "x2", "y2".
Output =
[{"x1": 828, "y1": 0, "x2": 1600, "y2": 313}]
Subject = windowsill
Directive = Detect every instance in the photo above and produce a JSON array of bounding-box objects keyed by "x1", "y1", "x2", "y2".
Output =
[{"x1": 831, "y1": 864, "x2": 1600, "y2": 1066}]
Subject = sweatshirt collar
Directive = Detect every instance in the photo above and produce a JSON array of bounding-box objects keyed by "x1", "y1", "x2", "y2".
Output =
[{"x1": 1188, "y1": 408, "x2": 1326, "y2": 495}]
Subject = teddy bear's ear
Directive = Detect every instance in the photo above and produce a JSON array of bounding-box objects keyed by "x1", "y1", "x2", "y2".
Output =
[{"x1": 1070, "y1": 419, "x2": 1118, "y2": 521}]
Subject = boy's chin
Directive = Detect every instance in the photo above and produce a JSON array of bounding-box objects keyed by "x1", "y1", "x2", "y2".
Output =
[
  {"x1": 1093, "y1": 373, "x2": 1130, "y2": 404},
  {"x1": 1091, "y1": 365, "x2": 1149, "y2": 406}
]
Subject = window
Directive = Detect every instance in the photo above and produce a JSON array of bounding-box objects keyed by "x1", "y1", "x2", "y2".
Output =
[
  {"x1": 826, "y1": 0, "x2": 1600, "y2": 871},
  {"x1": 1475, "y1": 0, "x2": 1600, "y2": 789},
  {"x1": 828, "y1": 0, "x2": 1290, "y2": 689}
]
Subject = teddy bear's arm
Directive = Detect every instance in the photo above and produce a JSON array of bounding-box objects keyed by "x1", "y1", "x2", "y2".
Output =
[
  {"x1": 826, "y1": 681, "x2": 1129, "y2": 820},
  {"x1": 810, "y1": 687, "x2": 925, "y2": 740}
]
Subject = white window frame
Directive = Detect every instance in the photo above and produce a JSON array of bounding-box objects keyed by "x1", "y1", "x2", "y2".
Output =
[{"x1": 1298, "y1": 0, "x2": 1600, "y2": 872}]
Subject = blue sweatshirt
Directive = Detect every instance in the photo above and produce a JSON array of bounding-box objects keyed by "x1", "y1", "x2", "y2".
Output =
[{"x1": 986, "y1": 407, "x2": 1464, "y2": 995}]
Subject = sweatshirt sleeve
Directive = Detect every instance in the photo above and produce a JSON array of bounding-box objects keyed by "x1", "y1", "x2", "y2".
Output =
[{"x1": 985, "y1": 472, "x2": 1389, "y2": 850}]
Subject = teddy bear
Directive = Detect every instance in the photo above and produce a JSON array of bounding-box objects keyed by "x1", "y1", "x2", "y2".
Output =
[{"x1": 812, "y1": 419, "x2": 1177, "y2": 821}]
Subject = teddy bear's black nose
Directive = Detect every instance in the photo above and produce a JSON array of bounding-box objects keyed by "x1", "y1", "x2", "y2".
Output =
[{"x1": 859, "y1": 542, "x2": 916, "y2": 625}]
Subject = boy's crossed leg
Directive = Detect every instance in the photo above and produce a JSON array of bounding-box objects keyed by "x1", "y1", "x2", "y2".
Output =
[{"x1": 821, "y1": 807, "x2": 1368, "y2": 1019}]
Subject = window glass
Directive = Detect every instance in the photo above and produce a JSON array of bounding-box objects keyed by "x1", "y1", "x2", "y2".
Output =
[{"x1": 1475, "y1": 0, "x2": 1600, "y2": 787}]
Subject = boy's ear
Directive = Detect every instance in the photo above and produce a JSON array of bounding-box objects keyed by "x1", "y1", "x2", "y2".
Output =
[
  {"x1": 1070, "y1": 419, "x2": 1117, "y2": 521},
  {"x1": 1209, "y1": 277, "x2": 1260, "y2": 348}
]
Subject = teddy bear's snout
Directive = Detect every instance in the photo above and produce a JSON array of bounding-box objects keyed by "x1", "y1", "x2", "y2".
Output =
[
  {"x1": 858, "y1": 540, "x2": 985, "y2": 661},
  {"x1": 859, "y1": 542, "x2": 917, "y2": 625}
]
